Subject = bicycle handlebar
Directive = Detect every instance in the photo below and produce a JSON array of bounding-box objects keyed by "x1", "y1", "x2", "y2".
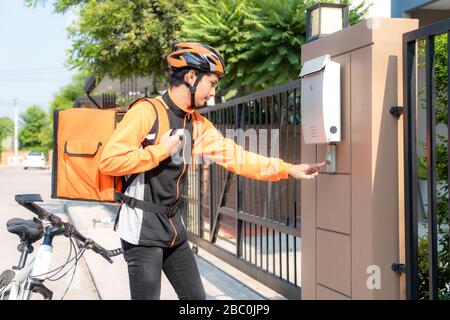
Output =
[{"x1": 15, "y1": 194, "x2": 120, "y2": 264}]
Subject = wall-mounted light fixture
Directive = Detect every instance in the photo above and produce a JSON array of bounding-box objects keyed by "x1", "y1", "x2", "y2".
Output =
[{"x1": 306, "y1": 2, "x2": 349, "y2": 43}]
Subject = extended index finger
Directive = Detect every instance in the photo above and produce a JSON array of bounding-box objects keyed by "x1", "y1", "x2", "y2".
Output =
[{"x1": 310, "y1": 161, "x2": 326, "y2": 169}]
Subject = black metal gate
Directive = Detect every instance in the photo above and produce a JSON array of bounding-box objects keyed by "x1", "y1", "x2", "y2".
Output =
[
  {"x1": 182, "y1": 80, "x2": 302, "y2": 300},
  {"x1": 403, "y1": 18, "x2": 450, "y2": 300}
]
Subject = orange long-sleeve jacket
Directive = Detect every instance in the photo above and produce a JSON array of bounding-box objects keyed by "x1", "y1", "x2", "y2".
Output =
[{"x1": 99, "y1": 90, "x2": 292, "y2": 182}]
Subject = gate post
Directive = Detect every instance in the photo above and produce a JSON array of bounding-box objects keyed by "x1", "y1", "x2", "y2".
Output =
[{"x1": 300, "y1": 18, "x2": 418, "y2": 299}]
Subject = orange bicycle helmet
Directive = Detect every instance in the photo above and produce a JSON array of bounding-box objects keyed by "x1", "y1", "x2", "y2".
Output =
[{"x1": 167, "y1": 42, "x2": 225, "y2": 77}]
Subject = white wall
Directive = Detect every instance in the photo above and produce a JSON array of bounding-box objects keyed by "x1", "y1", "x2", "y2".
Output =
[{"x1": 351, "y1": 0, "x2": 392, "y2": 18}]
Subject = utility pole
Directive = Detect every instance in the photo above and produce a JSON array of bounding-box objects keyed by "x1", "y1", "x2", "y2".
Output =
[{"x1": 14, "y1": 99, "x2": 18, "y2": 164}]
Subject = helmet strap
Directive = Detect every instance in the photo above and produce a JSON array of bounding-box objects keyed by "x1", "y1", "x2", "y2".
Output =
[{"x1": 182, "y1": 71, "x2": 205, "y2": 108}]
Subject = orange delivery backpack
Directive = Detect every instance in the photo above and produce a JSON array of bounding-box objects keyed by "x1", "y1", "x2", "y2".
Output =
[{"x1": 51, "y1": 98, "x2": 168, "y2": 203}]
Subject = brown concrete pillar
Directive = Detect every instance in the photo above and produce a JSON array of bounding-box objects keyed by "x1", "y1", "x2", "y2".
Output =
[{"x1": 300, "y1": 18, "x2": 419, "y2": 300}]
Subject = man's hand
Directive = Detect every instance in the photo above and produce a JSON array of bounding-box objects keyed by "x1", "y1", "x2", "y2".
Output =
[
  {"x1": 288, "y1": 162, "x2": 326, "y2": 180},
  {"x1": 159, "y1": 129, "x2": 181, "y2": 154}
]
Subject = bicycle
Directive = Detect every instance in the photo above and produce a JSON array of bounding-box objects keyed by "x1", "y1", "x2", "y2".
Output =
[{"x1": 0, "y1": 194, "x2": 122, "y2": 300}]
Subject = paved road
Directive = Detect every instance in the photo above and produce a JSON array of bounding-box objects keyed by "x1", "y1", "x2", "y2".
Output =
[{"x1": 0, "y1": 166, "x2": 99, "y2": 300}]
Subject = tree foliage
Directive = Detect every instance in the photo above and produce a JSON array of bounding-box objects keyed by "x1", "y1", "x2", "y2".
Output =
[
  {"x1": 25, "y1": 0, "x2": 87, "y2": 13},
  {"x1": 181, "y1": 0, "x2": 369, "y2": 98},
  {"x1": 27, "y1": 0, "x2": 186, "y2": 80},
  {"x1": 18, "y1": 106, "x2": 50, "y2": 150},
  {"x1": 0, "y1": 117, "x2": 14, "y2": 152},
  {"x1": 28, "y1": 0, "x2": 369, "y2": 97}
]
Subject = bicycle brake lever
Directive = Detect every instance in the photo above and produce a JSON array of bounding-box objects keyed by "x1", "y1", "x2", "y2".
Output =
[{"x1": 84, "y1": 239, "x2": 113, "y2": 264}]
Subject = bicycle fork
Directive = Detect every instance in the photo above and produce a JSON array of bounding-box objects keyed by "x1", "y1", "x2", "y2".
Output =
[{"x1": 22, "y1": 279, "x2": 53, "y2": 300}]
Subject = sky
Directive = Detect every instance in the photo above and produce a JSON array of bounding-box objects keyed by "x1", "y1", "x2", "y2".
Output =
[
  {"x1": 0, "y1": 0, "x2": 392, "y2": 121},
  {"x1": 0, "y1": 0, "x2": 77, "y2": 120}
]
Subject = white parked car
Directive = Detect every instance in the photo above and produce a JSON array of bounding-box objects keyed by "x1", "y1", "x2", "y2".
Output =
[{"x1": 23, "y1": 151, "x2": 47, "y2": 169}]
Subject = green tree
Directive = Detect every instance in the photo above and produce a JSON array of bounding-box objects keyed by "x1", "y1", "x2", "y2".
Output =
[
  {"x1": 50, "y1": 70, "x2": 89, "y2": 112},
  {"x1": 18, "y1": 105, "x2": 50, "y2": 151},
  {"x1": 25, "y1": 0, "x2": 86, "y2": 13},
  {"x1": 0, "y1": 117, "x2": 14, "y2": 152},
  {"x1": 181, "y1": 0, "x2": 369, "y2": 98},
  {"x1": 27, "y1": 0, "x2": 186, "y2": 81}
]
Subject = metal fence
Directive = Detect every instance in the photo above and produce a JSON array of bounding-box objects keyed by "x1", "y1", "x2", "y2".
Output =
[
  {"x1": 403, "y1": 18, "x2": 450, "y2": 300},
  {"x1": 73, "y1": 93, "x2": 117, "y2": 109},
  {"x1": 182, "y1": 79, "x2": 303, "y2": 299}
]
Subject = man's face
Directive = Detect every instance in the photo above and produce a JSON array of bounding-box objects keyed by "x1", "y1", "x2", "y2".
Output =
[{"x1": 194, "y1": 73, "x2": 219, "y2": 107}]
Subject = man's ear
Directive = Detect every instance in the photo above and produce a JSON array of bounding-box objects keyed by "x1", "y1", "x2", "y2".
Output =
[{"x1": 184, "y1": 70, "x2": 197, "y2": 86}]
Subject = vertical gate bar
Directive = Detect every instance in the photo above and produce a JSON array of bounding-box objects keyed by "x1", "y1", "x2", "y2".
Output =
[
  {"x1": 278, "y1": 93, "x2": 283, "y2": 225},
  {"x1": 266, "y1": 227, "x2": 269, "y2": 271},
  {"x1": 195, "y1": 164, "x2": 202, "y2": 238},
  {"x1": 237, "y1": 104, "x2": 245, "y2": 258},
  {"x1": 192, "y1": 167, "x2": 195, "y2": 235},
  {"x1": 293, "y1": 88, "x2": 298, "y2": 229},
  {"x1": 426, "y1": 35, "x2": 438, "y2": 300},
  {"x1": 188, "y1": 165, "x2": 191, "y2": 232},
  {"x1": 242, "y1": 105, "x2": 246, "y2": 215},
  {"x1": 286, "y1": 90, "x2": 290, "y2": 226},
  {"x1": 249, "y1": 222, "x2": 252, "y2": 263},
  {"x1": 271, "y1": 95, "x2": 276, "y2": 221},
  {"x1": 199, "y1": 164, "x2": 204, "y2": 238},
  {"x1": 194, "y1": 168, "x2": 196, "y2": 235},
  {"x1": 294, "y1": 236, "x2": 298, "y2": 286},
  {"x1": 286, "y1": 233, "x2": 290, "y2": 282},
  {"x1": 272, "y1": 229, "x2": 275, "y2": 275},
  {"x1": 237, "y1": 105, "x2": 242, "y2": 258},
  {"x1": 196, "y1": 167, "x2": 198, "y2": 236},
  {"x1": 253, "y1": 223, "x2": 258, "y2": 265},
  {"x1": 404, "y1": 38, "x2": 420, "y2": 300},
  {"x1": 220, "y1": 108, "x2": 224, "y2": 228},
  {"x1": 447, "y1": 30, "x2": 450, "y2": 289},
  {"x1": 259, "y1": 98, "x2": 263, "y2": 218},
  {"x1": 253, "y1": 100, "x2": 257, "y2": 217},
  {"x1": 247, "y1": 222, "x2": 250, "y2": 262},
  {"x1": 245, "y1": 103, "x2": 249, "y2": 215},
  {"x1": 209, "y1": 112, "x2": 214, "y2": 241},
  {"x1": 279, "y1": 231, "x2": 282, "y2": 279},
  {"x1": 260, "y1": 225, "x2": 263, "y2": 268},
  {"x1": 210, "y1": 163, "x2": 214, "y2": 239},
  {"x1": 266, "y1": 96, "x2": 271, "y2": 220},
  {"x1": 237, "y1": 219, "x2": 243, "y2": 258},
  {"x1": 243, "y1": 220, "x2": 246, "y2": 260},
  {"x1": 285, "y1": 90, "x2": 291, "y2": 282}
]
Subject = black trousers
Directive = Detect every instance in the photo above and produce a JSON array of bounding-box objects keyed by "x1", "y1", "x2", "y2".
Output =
[{"x1": 121, "y1": 239, "x2": 206, "y2": 300}]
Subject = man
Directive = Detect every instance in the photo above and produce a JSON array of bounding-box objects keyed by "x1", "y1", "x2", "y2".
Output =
[{"x1": 99, "y1": 42, "x2": 325, "y2": 300}]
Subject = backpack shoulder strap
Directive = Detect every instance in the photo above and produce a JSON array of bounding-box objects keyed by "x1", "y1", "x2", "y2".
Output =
[
  {"x1": 151, "y1": 96, "x2": 171, "y2": 144},
  {"x1": 143, "y1": 97, "x2": 169, "y2": 145},
  {"x1": 120, "y1": 97, "x2": 170, "y2": 193}
]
